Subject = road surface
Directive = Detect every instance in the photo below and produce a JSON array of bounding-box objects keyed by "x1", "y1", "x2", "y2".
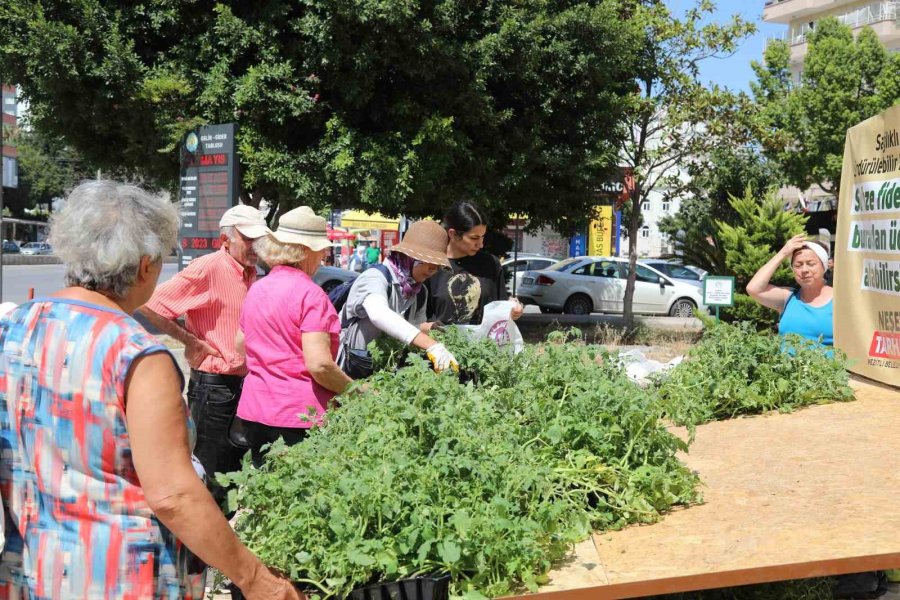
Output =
[{"x1": 0, "y1": 263, "x2": 179, "y2": 304}]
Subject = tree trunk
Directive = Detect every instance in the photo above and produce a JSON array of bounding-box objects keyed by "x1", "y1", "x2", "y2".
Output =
[{"x1": 622, "y1": 184, "x2": 642, "y2": 332}]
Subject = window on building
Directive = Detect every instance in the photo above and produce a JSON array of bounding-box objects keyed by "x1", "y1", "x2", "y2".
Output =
[
  {"x1": 1, "y1": 87, "x2": 16, "y2": 117},
  {"x1": 641, "y1": 201, "x2": 650, "y2": 211},
  {"x1": 662, "y1": 201, "x2": 670, "y2": 213},
  {"x1": 640, "y1": 226, "x2": 650, "y2": 239},
  {"x1": 2, "y1": 157, "x2": 17, "y2": 188}
]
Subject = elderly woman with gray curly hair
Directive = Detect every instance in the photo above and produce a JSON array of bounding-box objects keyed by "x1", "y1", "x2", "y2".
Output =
[{"x1": 0, "y1": 181, "x2": 300, "y2": 600}]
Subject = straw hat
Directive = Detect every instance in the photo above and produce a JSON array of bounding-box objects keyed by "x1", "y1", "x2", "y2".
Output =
[
  {"x1": 219, "y1": 204, "x2": 270, "y2": 239},
  {"x1": 271, "y1": 206, "x2": 331, "y2": 251},
  {"x1": 388, "y1": 221, "x2": 451, "y2": 268}
]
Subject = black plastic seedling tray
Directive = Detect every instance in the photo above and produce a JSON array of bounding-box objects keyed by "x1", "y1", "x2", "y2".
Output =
[
  {"x1": 347, "y1": 574, "x2": 451, "y2": 600},
  {"x1": 231, "y1": 574, "x2": 450, "y2": 600}
]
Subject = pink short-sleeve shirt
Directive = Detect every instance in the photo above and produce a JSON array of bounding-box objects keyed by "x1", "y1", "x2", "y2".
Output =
[{"x1": 237, "y1": 265, "x2": 341, "y2": 428}]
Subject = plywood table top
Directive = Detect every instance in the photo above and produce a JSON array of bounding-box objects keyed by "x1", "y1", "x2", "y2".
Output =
[{"x1": 524, "y1": 378, "x2": 900, "y2": 599}]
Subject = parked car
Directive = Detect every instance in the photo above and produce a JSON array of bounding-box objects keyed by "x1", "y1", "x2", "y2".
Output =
[
  {"x1": 639, "y1": 259, "x2": 706, "y2": 289},
  {"x1": 312, "y1": 265, "x2": 358, "y2": 293},
  {"x1": 2, "y1": 240, "x2": 21, "y2": 254},
  {"x1": 501, "y1": 254, "x2": 557, "y2": 296},
  {"x1": 20, "y1": 242, "x2": 53, "y2": 256},
  {"x1": 516, "y1": 256, "x2": 706, "y2": 317}
]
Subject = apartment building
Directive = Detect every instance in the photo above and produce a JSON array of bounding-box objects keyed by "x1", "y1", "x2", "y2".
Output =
[
  {"x1": 633, "y1": 190, "x2": 679, "y2": 258},
  {"x1": 764, "y1": 0, "x2": 899, "y2": 84},
  {"x1": 763, "y1": 0, "x2": 898, "y2": 230}
]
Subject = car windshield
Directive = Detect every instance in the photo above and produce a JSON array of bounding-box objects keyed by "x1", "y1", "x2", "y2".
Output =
[
  {"x1": 545, "y1": 258, "x2": 582, "y2": 271},
  {"x1": 666, "y1": 265, "x2": 700, "y2": 280},
  {"x1": 632, "y1": 263, "x2": 664, "y2": 283}
]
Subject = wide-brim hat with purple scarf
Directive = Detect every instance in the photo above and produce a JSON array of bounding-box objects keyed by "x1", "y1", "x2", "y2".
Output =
[{"x1": 388, "y1": 221, "x2": 451, "y2": 269}]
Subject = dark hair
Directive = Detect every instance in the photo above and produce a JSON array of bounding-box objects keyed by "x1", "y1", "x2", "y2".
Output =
[{"x1": 442, "y1": 201, "x2": 486, "y2": 235}]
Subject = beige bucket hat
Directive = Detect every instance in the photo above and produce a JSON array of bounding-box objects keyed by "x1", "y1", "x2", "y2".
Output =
[
  {"x1": 219, "y1": 204, "x2": 270, "y2": 239},
  {"x1": 271, "y1": 206, "x2": 331, "y2": 252},
  {"x1": 388, "y1": 221, "x2": 451, "y2": 268}
]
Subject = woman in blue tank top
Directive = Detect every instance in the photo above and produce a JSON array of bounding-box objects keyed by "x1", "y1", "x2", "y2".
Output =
[{"x1": 746, "y1": 234, "x2": 833, "y2": 345}]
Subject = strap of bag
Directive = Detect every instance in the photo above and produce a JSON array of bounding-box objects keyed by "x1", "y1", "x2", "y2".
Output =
[
  {"x1": 340, "y1": 263, "x2": 425, "y2": 334},
  {"x1": 340, "y1": 264, "x2": 393, "y2": 329}
]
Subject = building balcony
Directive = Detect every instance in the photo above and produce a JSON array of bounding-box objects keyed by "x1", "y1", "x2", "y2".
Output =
[
  {"x1": 765, "y1": 1, "x2": 899, "y2": 62},
  {"x1": 763, "y1": 0, "x2": 868, "y2": 24}
]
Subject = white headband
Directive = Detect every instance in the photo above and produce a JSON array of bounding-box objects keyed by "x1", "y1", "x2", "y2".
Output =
[{"x1": 798, "y1": 241, "x2": 829, "y2": 269}]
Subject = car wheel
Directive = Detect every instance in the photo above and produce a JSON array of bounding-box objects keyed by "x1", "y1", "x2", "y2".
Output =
[
  {"x1": 669, "y1": 298, "x2": 696, "y2": 318},
  {"x1": 563, "y1": 294, "x2": 593, "y2": 315},
  {"x1": 321, "y1": 280, "x2": 342, "y2": 293},
  {"x1": 540, "y1": 306, "x2": 562, "y2": 314}
]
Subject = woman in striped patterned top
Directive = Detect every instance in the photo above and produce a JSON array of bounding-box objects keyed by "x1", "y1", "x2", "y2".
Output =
[{"x1": 0, "y1": 181, "x2": 299, "y2": 600}]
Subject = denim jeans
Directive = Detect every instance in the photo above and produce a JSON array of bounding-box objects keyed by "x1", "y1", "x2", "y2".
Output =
[
  {"x1": 186, "y1": 372, "x2": 247, "y2": 513},
  {"x1": 242, "y1": 420, "x2": 308, "y2": 468}
]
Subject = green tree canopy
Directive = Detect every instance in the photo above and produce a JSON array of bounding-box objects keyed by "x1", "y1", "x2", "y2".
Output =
[
  {"x1": 658, "y1": 144, "x2": 780, "y2": 275},
  {"x1": 11, "y1": 126, "x2": 90, "y2": 214},
  {"x1": 0, "y1": 0, "x2": 642, "y2": 230},
  {"x1": 751, "y1": 18, "x2": 900, "y2": 195},
  {"x1": 615, "y1": 0, "x2": 754, "y2": 327},
  {"x1": 717, "y1": 189, "x2": 807, "y2": 289}
]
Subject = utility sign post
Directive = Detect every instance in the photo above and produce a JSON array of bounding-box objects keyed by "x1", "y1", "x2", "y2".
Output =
[
  {"x1": 703, "y1": 276, "x2": 735, "y2": 322},
  {"x1": 178, "y1": 123, "x2": 240, "y2": 270}
]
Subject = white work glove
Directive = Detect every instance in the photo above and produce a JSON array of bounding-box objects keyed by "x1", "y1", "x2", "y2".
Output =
[{"x1": 425, "y1": 343, "x2": 459, "y2": 373}]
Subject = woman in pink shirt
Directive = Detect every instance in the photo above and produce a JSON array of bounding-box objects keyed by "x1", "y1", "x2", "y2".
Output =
[{"x1": 236, "y1": 206, "x2": 351, "y2": 465}]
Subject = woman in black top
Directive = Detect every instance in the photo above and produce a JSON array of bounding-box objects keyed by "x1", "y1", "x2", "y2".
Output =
[{"x1": 427, "y1": 201, "x2": 524, "y2": 325}]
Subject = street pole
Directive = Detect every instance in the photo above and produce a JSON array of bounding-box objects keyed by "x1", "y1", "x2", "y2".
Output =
[{"x1": 512, "y1": 216, "x2": 519, "y2": 298}]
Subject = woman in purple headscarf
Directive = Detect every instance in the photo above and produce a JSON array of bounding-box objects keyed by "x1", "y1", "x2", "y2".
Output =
[{"x1": 337, "y1": 221, "x2": 458, "y2": 377}]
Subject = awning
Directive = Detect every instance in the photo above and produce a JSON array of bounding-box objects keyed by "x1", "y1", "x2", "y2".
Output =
[
  {"x1": 339, "y1": 210, "x2": 399, "y2": 230},
  {"x1": 327, "y1": 227, "x2": 357, "y2": 241}
]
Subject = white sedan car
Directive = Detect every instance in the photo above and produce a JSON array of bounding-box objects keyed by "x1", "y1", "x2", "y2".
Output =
[
  {"x1": 501, "y1": 254, "x2": 557, "y2": 296},
  {"x1": 20, "y1": 242, "x2": 53, "y2": 256},
  {"x1": 516, "y1": 256, "x2": 706, "y2": 317},
  {"x1": 639, "y1": 259, "x2": 706, "y2": 290}
]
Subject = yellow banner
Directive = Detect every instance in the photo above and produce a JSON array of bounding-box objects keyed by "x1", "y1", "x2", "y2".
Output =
[
  {"x1": 588, "y1": 206, "x2": 614, "y2": 256},
  {"x1": 835, "y1": 104, "x2": 900, "y2": 387},
  {"x1": 339, "y1": 210, "x2": 399, "y2": 230}
]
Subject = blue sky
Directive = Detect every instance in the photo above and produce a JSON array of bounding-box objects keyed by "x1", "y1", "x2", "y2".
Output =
[{"x1": 664, "y1": 1, "x2": 786, "y2": 93}]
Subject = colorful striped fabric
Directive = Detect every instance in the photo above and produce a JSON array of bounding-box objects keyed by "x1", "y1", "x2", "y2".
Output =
[{"x1": 0, "y1": 298, "x2": 205, "y2": 599}]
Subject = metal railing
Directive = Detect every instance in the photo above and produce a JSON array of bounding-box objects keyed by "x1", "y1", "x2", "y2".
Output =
[{"x1": 766, "y1": 1, "x2": 898, "y2": 47}]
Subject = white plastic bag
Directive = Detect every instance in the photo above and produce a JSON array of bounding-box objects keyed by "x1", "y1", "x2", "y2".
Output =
[
  {"x1": 456, "y1": 300, "x2": 525, "y2": 353},
  {"x1": 616, "y1": 349, "x2": 684, "y2": 387}
]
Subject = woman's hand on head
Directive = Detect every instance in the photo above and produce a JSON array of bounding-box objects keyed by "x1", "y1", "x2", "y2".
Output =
[{"x1": 778, "y1": 234, "x2": 808, "y2": 259}]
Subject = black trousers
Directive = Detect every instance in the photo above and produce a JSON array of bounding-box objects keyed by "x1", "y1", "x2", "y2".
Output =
[
  {"x1": 242, "y1": 419, "x2": 309, "y2": 468},
  {"x1": 187, "y1": 370, "x2": 247, "y2": 512}
]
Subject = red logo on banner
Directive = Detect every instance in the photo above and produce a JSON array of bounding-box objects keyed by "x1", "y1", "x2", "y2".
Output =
[
  {"x1": 614, "y1": 167, "x2": 635, "y2": 211},
  {"x1": 381, "y1": 230, "x2": 399, "y2": 249},
  {"x1": 869, "y1": 331, "x2": 900, "y2": 359}
]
